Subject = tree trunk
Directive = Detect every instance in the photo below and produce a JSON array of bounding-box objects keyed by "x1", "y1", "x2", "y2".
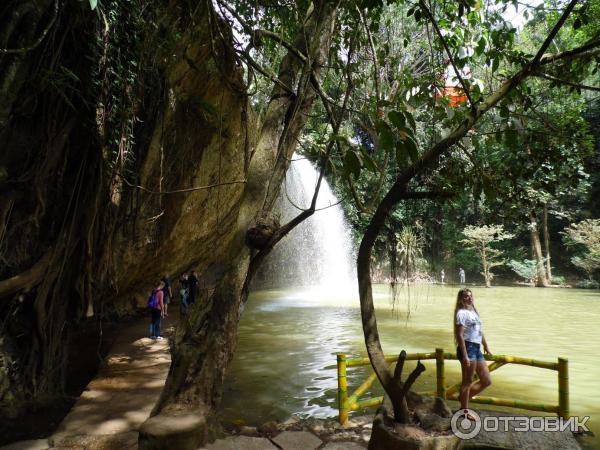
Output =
[
  {"x1": 542, "y1": 203, "x2": 552, "y2": 283},
  {"x1": 482, "y1": 246, "x2": 491, "y2": 287},
  {"x1": 530, "y1": 211, "x2": 549, "y2": 287}
]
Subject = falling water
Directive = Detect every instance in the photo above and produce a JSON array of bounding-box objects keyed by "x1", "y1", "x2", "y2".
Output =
[{"x1": 253, "y1": 155, "x2": 356, "y2": 291}]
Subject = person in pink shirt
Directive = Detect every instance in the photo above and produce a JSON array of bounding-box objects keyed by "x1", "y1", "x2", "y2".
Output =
[{"x1": 150, "y1": 280, "x2": 165, "y2": 340}]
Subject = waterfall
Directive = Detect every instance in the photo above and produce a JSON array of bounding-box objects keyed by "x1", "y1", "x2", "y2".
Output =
[{"x1": 253, "y1": 155, "x2": 356, "y2": 290}]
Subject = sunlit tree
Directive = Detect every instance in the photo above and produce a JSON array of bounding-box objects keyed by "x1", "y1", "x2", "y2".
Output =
[
  {"x1": 462, "y1": 225, "x2": 513, "y2": 287},
  {"x1": 563, "y1": 219, "x2": 600, "y2": 281}
]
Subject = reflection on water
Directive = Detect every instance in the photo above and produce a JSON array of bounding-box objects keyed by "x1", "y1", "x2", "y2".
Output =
[{"x1": 220, "y1": 285, "x2": 600, "y2": 448}]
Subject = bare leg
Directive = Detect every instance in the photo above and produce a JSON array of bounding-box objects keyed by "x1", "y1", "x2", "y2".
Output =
[
  {"x1": 459, "y1": 360, "x2": 476, "y2": 410},
  {"x1": 468, "y1": 360, "x2": 492, "y2": 398}
]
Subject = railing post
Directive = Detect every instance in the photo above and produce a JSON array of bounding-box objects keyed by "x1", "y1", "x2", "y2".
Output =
[
  {"x1": 436, "y1": 348, "x2": 445, "y2": 399},
  {"x1": 558, "y1": 357, "x2": 569, "y2": 419},
  {"x1": 337, "y1": 353, "x2": 349, "y2": 425}
]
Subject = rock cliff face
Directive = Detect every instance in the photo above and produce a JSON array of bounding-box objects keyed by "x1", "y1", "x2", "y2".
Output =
[
  {"x1": 0, "y1": 0, "x2": 255, "y2": 418},
  {"x1": 0, "y1": 1, "x2": 339, "y2": 443}
]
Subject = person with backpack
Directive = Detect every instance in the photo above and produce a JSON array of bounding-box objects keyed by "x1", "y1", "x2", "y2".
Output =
[
  {"x1": 161, "y1": 275, "x2": 172, "y2": 317},
  {"x1": 148, "y1": 279, "x2": 165, "y2": 340}
]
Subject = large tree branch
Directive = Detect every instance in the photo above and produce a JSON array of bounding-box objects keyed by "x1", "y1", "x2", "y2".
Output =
[
  {"x1": 539, "y1": 39, "x2": 600, "y2": 66},
  {"x1": 533, "y1": 72, "x2": 600, "y2": 92}
]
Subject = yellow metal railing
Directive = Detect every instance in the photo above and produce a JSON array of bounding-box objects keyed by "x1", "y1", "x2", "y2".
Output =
[{"x1": 336, "y1": 349, "x2": 569, "y2": 425}]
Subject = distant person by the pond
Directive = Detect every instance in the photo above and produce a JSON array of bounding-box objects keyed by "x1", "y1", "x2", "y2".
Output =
[
  {"x1": 459, "y1": 267, "x2": 466, "y2": 285},
  {"x1": 454, "y1": 288, "x2": 492, "y2": 415},
  {"x1": 161, "y1": 275, "x2": 172, "y2": 317},
  {"x1": 148, "y1": 279, "x2": 165, "y2": 340},
  {"x1": 440, "y1": 269, "x2": 445, "y2": 284},
  {"x1": 188, "y1": 270, "x2": 199, "y2": 304}
]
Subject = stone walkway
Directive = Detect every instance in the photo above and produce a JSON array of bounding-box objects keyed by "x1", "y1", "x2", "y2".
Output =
[
  {"x1": 0, "y1": 312, "x2": 175, "y2": 450},
  {"x1": 0, "y1": 310, "x2": 368, "y2": 450},
  {"x1": 200, "y1": 431, "x2": 367, "y2": 449}
]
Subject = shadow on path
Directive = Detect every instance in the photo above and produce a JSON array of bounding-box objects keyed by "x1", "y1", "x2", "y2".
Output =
[{"x1": 0, "y1": 310, "x2": 178, "y2": 450}]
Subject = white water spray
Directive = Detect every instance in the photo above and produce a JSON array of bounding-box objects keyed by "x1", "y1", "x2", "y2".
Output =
[{"x1": 254, "y1": 154, "x2": 356, "y2": 294}]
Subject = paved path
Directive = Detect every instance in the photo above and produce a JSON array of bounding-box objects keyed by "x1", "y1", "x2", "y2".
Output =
[
  {"x1": 0, "y1": 309, "x2": 367, "y2": 449},
  {"x1": 0, "y1": 312, "x2": 176, "y2": 450},
  {"x1": 52, "y1": 314, "x2": 173, "y2": 443}
]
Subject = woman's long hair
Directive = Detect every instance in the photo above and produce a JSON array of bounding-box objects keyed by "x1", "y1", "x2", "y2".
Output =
[{"x1": 453, "y1": 288, "x2": 479, "y2": 344}]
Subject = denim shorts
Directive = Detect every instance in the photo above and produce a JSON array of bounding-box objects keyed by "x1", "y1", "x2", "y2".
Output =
[{"x1": 457, "y1": 341, "x2": 485, "y2": 362}]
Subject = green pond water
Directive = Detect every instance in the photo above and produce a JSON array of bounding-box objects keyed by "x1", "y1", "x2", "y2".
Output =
[{"x1": 219, "y1": 284, "x2": 600, "y2": 448}]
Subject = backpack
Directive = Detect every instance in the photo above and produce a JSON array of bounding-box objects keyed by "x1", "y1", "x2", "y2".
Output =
[{"x1": 147, "y1": 292, "x2": 159, "y2": 310}]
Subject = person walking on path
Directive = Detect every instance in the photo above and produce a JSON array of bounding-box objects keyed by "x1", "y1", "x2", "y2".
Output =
[
  {"x1": 454, "y1": 288, "x2": 492, "y2": 415},
  {"x1": 188, "y1": 270, "x2": 199, "y2": 305},
  {"x1": 440, "y1": 269, "x2": 445, "y2": 284},
  {"x1": 459, "y1": 267, "x2": 466, "y2": 285},
  {"x1": 161, "y1": 275, "x2": 172, "y2": 317},
  {"x1": 149, "y1": 280, "x2": 165, "y2": 340}
]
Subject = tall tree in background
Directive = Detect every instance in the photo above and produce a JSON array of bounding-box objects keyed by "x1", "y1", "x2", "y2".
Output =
[{"x1": 462, "y1": 224, "x2": 514, "y2": 287}]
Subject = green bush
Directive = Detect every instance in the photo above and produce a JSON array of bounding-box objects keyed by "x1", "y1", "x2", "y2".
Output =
[
  {"x1": 575, "y1": 279, "x2": 600, "y2": 289},
  {"x1": 508, "y1": 259, "x2": 537, "y2": 283}
]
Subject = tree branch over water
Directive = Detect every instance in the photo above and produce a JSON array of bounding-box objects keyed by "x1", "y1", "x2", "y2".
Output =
[{"x1": 356, "y1": 0, "x2": 586, "y2": 420}]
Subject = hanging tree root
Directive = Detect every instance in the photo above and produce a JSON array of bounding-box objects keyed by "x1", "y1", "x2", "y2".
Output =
[{"x1": 0, "y1": 251, "x2": 52, "y2": 300}]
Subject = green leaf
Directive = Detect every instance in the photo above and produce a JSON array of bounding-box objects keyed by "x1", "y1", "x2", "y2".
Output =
[
  {"x1": 89, "y1": 0, "x2": 98, "y2": 10},
  {"x1": 344, "y1": 150, "x2": 362, "y2": 179},
  {"x1": 404, "y1": 110, "x2": 416, "y2": 131},
  {"x1": 361, "y1": 150, "x2": 378, "y2": 173},
  {"x1": 397, "y1": 134, "x2": 419, "y2": 164},
  {"x1": 388, "y1": 110, "x2": 406, "y2": 129},
  {"x1": 492, "y1": 57, "x2": 500, "y2": 72},
  {"x1": 476, "y1": 37, "x2": 486, "y2": 55},
  {"x1": 376, "y1": 120, "x2": 395, "y2": 152}
]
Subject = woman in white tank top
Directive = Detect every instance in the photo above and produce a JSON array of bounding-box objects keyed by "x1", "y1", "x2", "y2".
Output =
[{"x1": 454, "y1": 288, "x2": 492, "y2": 416}]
